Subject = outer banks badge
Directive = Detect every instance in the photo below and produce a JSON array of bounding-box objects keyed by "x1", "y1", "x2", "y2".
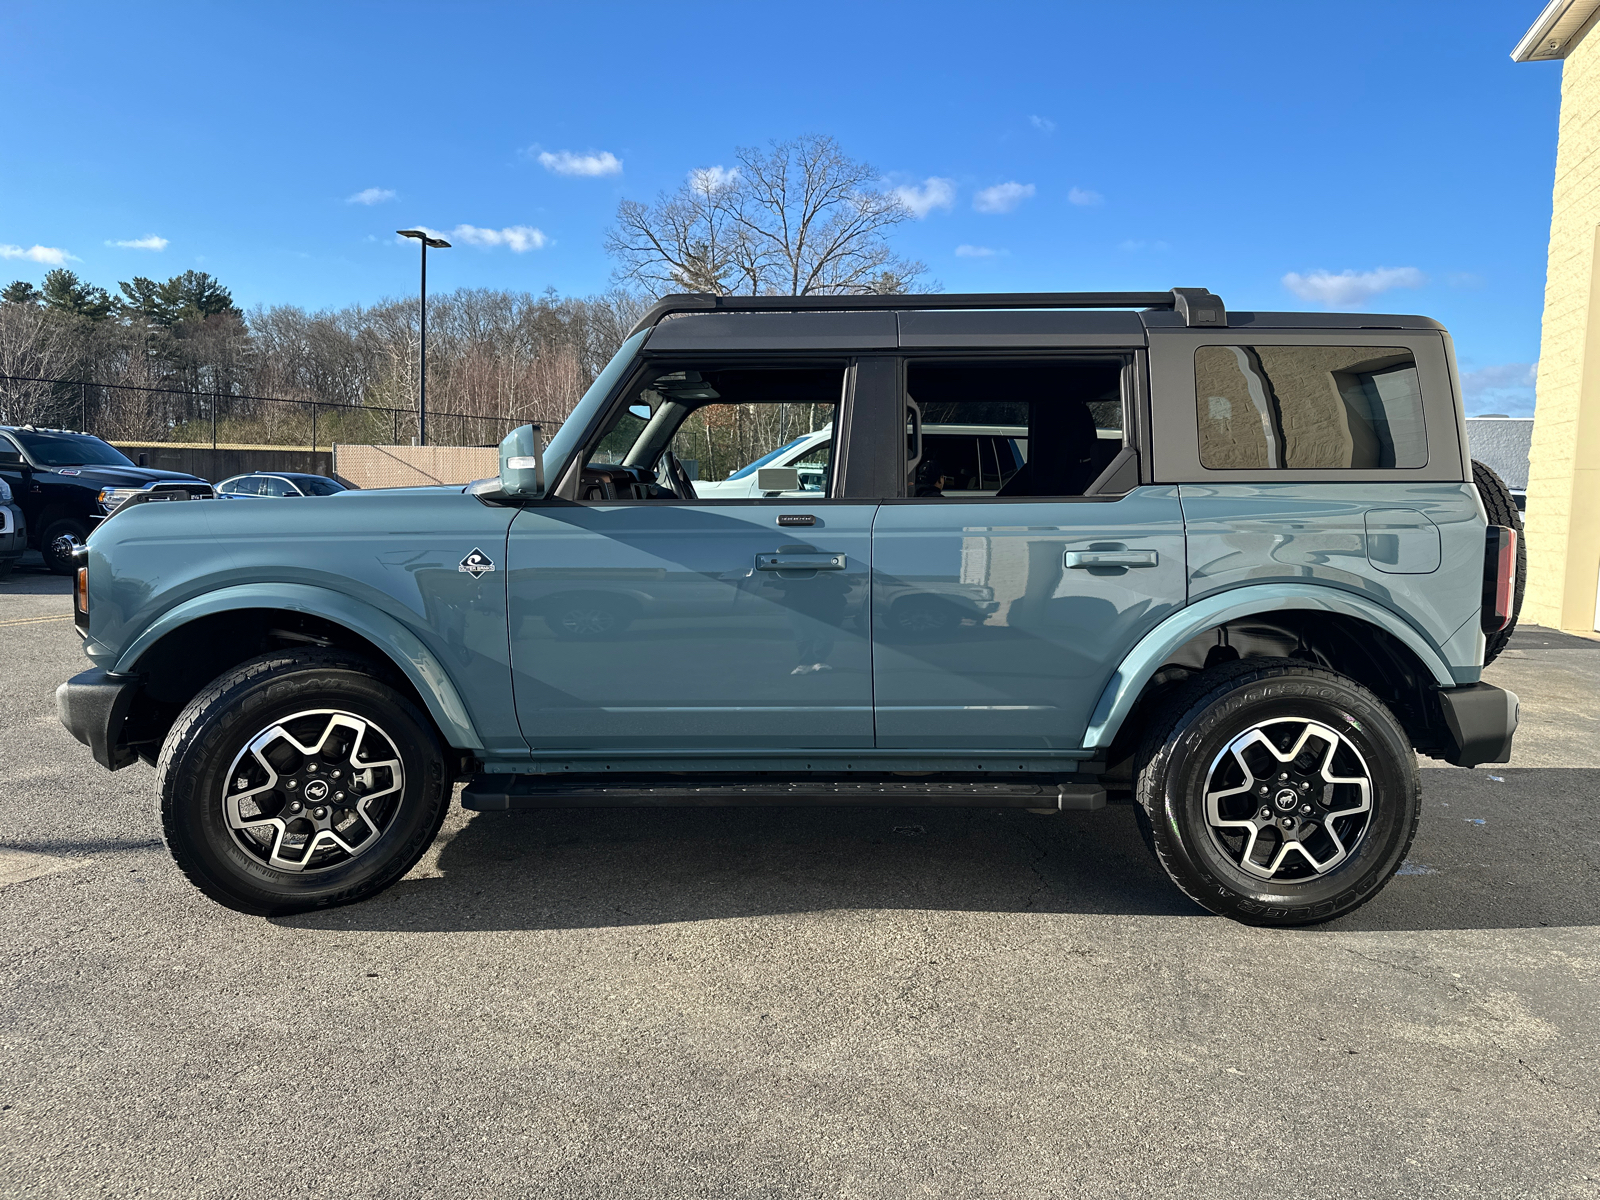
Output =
[{"x1": 458, "y1": 548, "x2": 496, "y2": 579}]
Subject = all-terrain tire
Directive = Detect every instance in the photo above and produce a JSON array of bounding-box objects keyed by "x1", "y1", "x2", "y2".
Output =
[
  {"x1": 156, "y1": 648, "x2": 451, "y2": 916},
  {"x1": 1135, "y1": 657, "x2": 1421, "y2": 927},
  {"x1": 1473, "y1": 459, "x2": 1525, "y2": 664}
]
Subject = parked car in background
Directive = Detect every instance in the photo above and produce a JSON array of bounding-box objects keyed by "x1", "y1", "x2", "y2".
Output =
[
  {"x1": 0, "y1": 474, "x2": 26, "y2": 578},
  {"x1": 0, "y1": 425, "x2": 211, "y2": 574},
  {"x1": 216, "y1": 473, "x2": 351, "y2": 498}
]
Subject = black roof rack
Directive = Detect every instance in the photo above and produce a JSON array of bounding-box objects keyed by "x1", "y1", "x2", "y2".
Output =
[{"x1": 627, "y1": 287, "x2": 1226, "y2": 336}]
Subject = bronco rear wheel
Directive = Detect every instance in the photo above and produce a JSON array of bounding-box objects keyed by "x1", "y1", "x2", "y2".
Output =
[
  {"x1": 1136, "y1": 657, "x2": 1420, "y2": 927},
  {"x1": 156, "y1": 648, "x2": 451, "y2": 915}
]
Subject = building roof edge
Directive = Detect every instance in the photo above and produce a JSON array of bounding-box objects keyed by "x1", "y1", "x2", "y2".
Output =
[{"x1": 1513, "y1": 0, "x2": 1600, "y2": 61}]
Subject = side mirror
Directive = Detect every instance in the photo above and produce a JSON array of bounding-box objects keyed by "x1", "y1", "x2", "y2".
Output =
[
  {"x1": 499, "y1": 423, "x2": 545, "y2": 498},
  {"x1": 757, "y1": 466, "x2": 800, "y2": 493},
  {"x1": 0, "y1": 450, "x2": 24, "y2": 467}
]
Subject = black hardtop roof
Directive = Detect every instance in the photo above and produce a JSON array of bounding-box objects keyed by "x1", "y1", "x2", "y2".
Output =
[{"x1": 628, "y1": 289, "x2": 1444, "y2": 336}]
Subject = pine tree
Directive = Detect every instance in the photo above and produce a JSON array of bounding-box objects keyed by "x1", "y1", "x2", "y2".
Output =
[
  {"x1": 40, "y1": 269, "x2": 113, "y2": 321},
  {"x1": 117, "y1": 270, "x2": 240, "y2": 326},
  {"x1": 1, "y1": 280, "x2": 41, "y2": 305}
]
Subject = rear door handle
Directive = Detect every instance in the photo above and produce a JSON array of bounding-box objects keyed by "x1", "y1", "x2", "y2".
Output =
[
  {"x1": 1063, "y1": 550, "x2": 1158, "y2": 568},
  {"x1": 756, "y1": 553, "x2": 847, "y2": 571}
]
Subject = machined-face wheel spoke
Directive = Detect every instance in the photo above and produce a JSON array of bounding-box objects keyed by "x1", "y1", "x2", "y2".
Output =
[
  {"x1": 1202, "y1": 717, "x2": 1373, "y2": 882},
  {"x1": 221, "y1": 709, "x2": 406, "y2": 875}
]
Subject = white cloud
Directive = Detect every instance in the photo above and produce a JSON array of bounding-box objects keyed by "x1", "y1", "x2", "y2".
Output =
[
  {"x1": 107, "y1": 235, "x2": 168, "y2": 251},
  {"x1": 688, "y1": 165, "x2": 740, "y2": 192},
  {"x1": 973, "y1": 181, "x2": 1035, "y2": 214},
  {"x1": 1461, "y1": 362, "x2": 1538, "y2": 416},
  {"x1": 448, "y1": 224, "x2": 549, "y2": 252},
  {"x1": 1068, "y1": 187, "x2": 1103, "y2": 206},
  {"x1": 347, "y1": 187, "x2": 396, "y2": 205},
  {"x1": 955, "y1": 244, "x2": 1005, "y2": 258},
  {"x1": 0, "y1": 243, "x2": 74, "y2": 265},
  {"x1": 1281, "y1": 266, "x2": 1427, "y2": 308},
  {"x1": 1029, "y1": 115, "x2": 1056, "y2": 134},
  {"x1": 537, "y1": 149, "x2": 623, "y2": 177},
  {"x1": 892, "y1": 176, "x2": 956, "y2": 218}
]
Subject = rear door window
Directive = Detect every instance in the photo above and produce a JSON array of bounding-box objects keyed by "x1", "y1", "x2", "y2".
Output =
[
  {"x1": 1195, "y1": 345, "x2": 1426, "y2": 469},
  {"x1": 905, "y1": 360, "x2": 1125, "y2": 497}
]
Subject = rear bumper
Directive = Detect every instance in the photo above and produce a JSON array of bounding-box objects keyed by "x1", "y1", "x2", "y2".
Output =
[
  {"x1": 56, "y1": 669, "x2": 141, "y2": 770},
  {"x1": 1436, "y1": 682, "x2": 1519, "y2": 767}
]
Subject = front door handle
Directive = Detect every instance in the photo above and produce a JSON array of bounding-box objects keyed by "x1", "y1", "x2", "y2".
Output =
[
  {"x1": 756, "y1": 553, "x2": 847, "y2": 571},
  {"x1": 1063, "y1": 550, "x2": 1159, "y2": 569}
]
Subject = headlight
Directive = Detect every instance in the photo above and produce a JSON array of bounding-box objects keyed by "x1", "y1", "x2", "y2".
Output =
[
  {"x1": 98, "y1": 486, "x2": 147, "y2": 512},
  {"x1": 0, "y1": 477, "x2": 11, "y2": 503}
]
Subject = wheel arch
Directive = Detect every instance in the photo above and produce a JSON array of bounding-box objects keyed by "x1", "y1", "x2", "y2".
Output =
[
  {"x1": 115, "y1": 584, "x2": 482, "y2": 755},
  {"x1": 1084, "y1": 585, "x2": 1456, "y2": 758}
]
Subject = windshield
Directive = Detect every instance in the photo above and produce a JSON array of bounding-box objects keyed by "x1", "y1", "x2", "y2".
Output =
[
  {"x1": 11, "y1": 430, "x2": 136, "y2": 468},
  {"x1": 296, "y1": 477, "x2": 347, "y2": 495},
  {"x1": 725, "y1": 435, "x2": 812, "y2": 481},
  {"x1": 542, "y1": 328, "x2": 652, "y2": 483}
]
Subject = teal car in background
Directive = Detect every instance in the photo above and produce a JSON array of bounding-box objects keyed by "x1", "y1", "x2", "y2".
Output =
[{"x1": 57, "y1": 289, "x2": 1523, "y2": 926}]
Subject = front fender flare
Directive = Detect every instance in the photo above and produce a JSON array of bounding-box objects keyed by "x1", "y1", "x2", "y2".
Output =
[
  {"x1": 113, "y1": 582, "x2": 483, "y2": 751},
  {"x1": 1082, "y1": 584, "x2": 1456, "y2": 752}
]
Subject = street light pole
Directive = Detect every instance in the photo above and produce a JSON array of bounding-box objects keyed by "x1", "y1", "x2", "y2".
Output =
[{"x1": 397, "y1": 229, "x2": 451, "y2": 446}]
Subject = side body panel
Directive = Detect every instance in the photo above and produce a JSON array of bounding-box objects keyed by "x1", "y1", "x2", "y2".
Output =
[
  {"x1": 1081, "y1": 583, "x2": 1459, "y2": 751},
  {"x1": 88, "y1": 490, "x2": 522, "y2": 752},
  {"x1": 870, "y1": 487, "x2": 1187, "y2": 749},
  {"x1": 507, "y1": 502, "x2": 876, "y2": 749},
  {"x1": 1179, "y1": 484, "x2": 1485, "y2": 681}
]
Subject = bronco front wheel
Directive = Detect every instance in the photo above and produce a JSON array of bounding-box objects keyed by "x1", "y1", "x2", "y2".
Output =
[
  {"x1": 1136, "y1": 658, "x2": 1421, "y2": 926},
  {"x1": 156, "y1": 649, "x2": 451, "y2": 915}
]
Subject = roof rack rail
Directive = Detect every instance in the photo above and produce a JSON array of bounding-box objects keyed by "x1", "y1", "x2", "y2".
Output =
[{"x1": 627, "y1": 287, "x2": 1226, "y2": 336}]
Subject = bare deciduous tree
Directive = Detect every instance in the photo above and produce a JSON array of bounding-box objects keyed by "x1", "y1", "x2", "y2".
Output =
[
  {"x1": 0, "y1": 285, "x2": 647, "y2": 446},
  {"x1": 607, "y1": 135, "x2": 929, "y2": 297}
]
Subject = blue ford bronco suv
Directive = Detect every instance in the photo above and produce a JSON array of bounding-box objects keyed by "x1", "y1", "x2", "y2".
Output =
[{"x1": 57, "y1": 290, "x2": 1523, "y2": 925}]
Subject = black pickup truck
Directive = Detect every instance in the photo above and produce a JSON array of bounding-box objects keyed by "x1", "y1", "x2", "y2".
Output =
[{"x1": 0, "y1": 426, "x2": 210, "y2": 573}]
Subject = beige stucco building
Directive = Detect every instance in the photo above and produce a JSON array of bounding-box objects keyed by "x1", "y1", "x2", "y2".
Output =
[{"x1": 1515, "y1": 0, "x2": 1600, "y2": 630}]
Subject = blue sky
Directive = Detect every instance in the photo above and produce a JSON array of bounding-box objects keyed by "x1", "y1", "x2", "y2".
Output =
[{"x1": 0, "y1": 1, "x2": 1563, "y2": 414}]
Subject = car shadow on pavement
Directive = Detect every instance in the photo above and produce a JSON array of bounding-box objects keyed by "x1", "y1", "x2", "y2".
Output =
[
  {"x1": 283, "y1": 802, "x2": 1206, "y2": 932},
  {"x1": 280, "y1": 766, "x2": 1600, "y2": 935}
]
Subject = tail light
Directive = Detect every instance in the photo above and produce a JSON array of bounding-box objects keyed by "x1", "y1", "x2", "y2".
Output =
[{"x1": 1482, "y1": 526, "x2": 1517, "y2": 634}]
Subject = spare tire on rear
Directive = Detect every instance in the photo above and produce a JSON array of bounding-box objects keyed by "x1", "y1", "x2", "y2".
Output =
[{"x1": 1473, "y1": 459, "x2": 1525, "y2": 664}]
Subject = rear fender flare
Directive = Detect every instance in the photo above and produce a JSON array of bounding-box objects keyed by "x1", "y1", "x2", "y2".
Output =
[
  {"x1": 1082, "y1": 584, "x2": 1456, "y2": 751},
  {"x1": 113, "y1": 582, "x2": 483, "y2": 750}
]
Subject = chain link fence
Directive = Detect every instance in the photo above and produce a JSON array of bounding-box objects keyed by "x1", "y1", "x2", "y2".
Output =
[{"x1": 0, "y1": 374, "x2": 514, "y2": 450}]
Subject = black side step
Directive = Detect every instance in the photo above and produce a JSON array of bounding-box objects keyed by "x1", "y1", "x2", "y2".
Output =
[{"x1": 461, "y1": 775, "x2": 1106, "y2": 812}]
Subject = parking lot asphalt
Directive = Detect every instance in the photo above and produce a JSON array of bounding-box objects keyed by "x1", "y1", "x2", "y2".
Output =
[{"x1": 2, "y1": 551, "x2": 1597, "y2": 1200}]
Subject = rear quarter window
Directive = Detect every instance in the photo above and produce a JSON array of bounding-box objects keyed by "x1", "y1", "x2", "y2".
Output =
[{"x1": 1196, "y1": 345, "x2": 1426, "y2": 469}]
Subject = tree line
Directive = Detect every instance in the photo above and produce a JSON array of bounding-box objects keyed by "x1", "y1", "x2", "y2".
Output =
[
  {"x1": 0, "y1": 135, "x2": 924, "y2": 449},
  {"x1": 0, "y1": 268, "x2": 644, "y2": 446}
]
